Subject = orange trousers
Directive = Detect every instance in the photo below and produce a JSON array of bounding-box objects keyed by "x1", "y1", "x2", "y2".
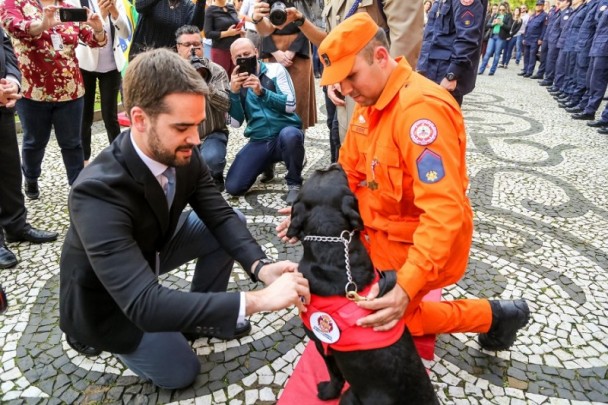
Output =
[{"x1": 404, "y1": 295, "x2": 493, "y2": 337}]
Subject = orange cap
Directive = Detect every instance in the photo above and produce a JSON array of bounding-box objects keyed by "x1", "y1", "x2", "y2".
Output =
[{"x1": 318, "y1": 13, "x2": 379, "y2": 86}]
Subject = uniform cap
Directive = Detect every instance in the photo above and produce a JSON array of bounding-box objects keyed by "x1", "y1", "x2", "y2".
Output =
[
  {"x1": 535, "y1": 0, "x2": 544, "y2": 5},
  {"x1": 318, "y1": 13, "x2": 379, "y2": 86}
]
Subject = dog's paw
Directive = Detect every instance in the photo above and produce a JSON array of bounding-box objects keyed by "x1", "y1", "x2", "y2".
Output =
[{"x1": 317, "y1": 381, "x2": 343, "y2": 400}]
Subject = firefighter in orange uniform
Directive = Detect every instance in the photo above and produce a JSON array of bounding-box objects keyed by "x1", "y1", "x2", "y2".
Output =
[{"x1": 308, "y1": 13, "x2": 529, "y2": 350}]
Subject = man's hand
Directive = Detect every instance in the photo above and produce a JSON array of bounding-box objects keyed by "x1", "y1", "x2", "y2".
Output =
[
  {"x1": 355, "y1": 283, "x2": 410, "y2": 331},
  {"x1": 0, "y1": 79, "x2": 21, "y2": 108},
  {"x1": 327, "y1": 84, "x2": 346, "y2": 107},
  {"x1": 440, "y1": 77, "x2": 457, "y2": 92},
  {"x1": 276, "y1": 206, "x2": 299, "y2": 244},
  {"x1": 255, "y1": 259, "x2": 297, "y2": 285},
  {"x1": 242, "y1": 73, "x2": 263, "y2": 95},
  {"x1": 245, "y1": 270, "x2": 310, "y2": 315},
  {"x1": 230, "y1": 66, "x2": 249, "y2": 93}
]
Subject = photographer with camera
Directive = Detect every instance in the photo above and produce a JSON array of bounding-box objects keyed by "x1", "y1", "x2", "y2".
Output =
[
  {"x1": 176, "y1": 25, "x2": 231, "y2": 192},
  {"x1": 226, "y1": 38, "x2": 304, "y2": 205}
]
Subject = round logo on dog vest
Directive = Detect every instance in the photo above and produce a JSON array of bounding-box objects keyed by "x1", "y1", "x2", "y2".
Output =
[
  {"x1": 410, "y1": 119, "x2": 438, "y2": 146},
  {"x1": 310, "y1": 312, "x2": 340, "y2": 344}
]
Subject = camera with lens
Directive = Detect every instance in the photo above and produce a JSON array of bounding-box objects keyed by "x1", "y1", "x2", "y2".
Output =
[
  {"x1": 267, "y1": 0, "x2": 292, "y2": 26},
  {"x1": 190, "y1": 48, "x2": 211, "y2": 83}
]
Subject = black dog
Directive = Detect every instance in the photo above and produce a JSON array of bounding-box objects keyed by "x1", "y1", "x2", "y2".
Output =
[{"x1": 287, "y1": 164, "x2": 439, "y2": 405}]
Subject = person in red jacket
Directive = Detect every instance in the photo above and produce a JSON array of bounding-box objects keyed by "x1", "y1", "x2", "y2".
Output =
[{"x1": 278, "y1": 13, "x2": 530, "y2": 351}]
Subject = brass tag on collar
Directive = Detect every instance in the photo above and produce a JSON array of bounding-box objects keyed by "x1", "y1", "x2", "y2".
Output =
[
  {"x1": 368, "y1": 180, "x2": 378, "y2": 190},
  {"x1": 346, "y1": 291, "x2": 368, "y2": 302}
]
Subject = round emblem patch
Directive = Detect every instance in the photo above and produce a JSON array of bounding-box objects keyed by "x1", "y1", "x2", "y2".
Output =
[
  {"x1": 310, "y1": 312, "x2": 341, "y2": 344},
  {"x1": 410, "y1": 119, "x2": 438, "y2": 146},
  {"x1": 601, "y1": 5, "x2": 607, "y2": 11},
  {"x1": 460, "y1": 0, "x2": 474, "y2": 5}
]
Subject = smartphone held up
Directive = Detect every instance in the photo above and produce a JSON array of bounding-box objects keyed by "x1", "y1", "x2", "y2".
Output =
[{"x1": 58, "y1": 7, "x2": 88, "y2": 22}]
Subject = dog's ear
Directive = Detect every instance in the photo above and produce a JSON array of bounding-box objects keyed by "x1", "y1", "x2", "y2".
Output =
[
  {"x1": 341, "y1": 194, "x2": 364, "y2": 231},
  {"x1": 286, "y1": 200, "x2": 307, "y2": 238}
]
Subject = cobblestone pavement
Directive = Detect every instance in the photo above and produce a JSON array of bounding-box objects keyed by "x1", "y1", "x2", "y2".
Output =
[{"x1": 1, "y1": 66, "x2": 608, "y2": 405}]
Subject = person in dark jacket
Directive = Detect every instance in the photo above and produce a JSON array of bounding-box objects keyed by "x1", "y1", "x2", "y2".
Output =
[
  {"x1": 0, "y1": 27, "x2": 58, "y2": 270},
  {"x1": 500, "y1": 6, "x2": 523, "y2": 68},
  {"x1": 479, "y1": 2, "x2": 513, "y2": 75},
  {"x1": 204, "y1": 0, "x2": 244, "y2": 75},
  {"x1": 519, "y1": 0, "x2": 548, "y2": 77},
  {"x1": 129, "y1": 0, "x2": 205, "y2": 60},
  {"x1": 59, "y1": 48, "x2": 310, "y2": 388},
  {"x1": 417, "y1": 0, "x2": 488, "y2": 105},
  {"x1": 539, "y1": 0, "x2": 569, "y2": 86}
]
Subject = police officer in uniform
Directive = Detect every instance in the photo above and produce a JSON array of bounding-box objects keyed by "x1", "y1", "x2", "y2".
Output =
[
  {"x1": 417, "y1": 0, "x2": 488, "y2": 105},
  {"x1": 572, "y1": 0, "x2": 608, "y2": 121},
  {"x1": 534, "y1": 2, "x2": 556, "y2": 80},
  {"x1": 557, "y1": 0, "x2": 594, "y2": 109},
  {"x1": 539, "y1": 0, "x2": 568, "y2": 86},
  {"x1": 519, "y1": 0, "x2": 547, "y2": 77}
]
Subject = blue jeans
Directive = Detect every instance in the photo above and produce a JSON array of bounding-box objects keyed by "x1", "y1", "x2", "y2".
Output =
[
  {"x1": 116, "y1": 210, "x2": 241, "y2": 389},
  {"x1": 16, "y1": 97, "x2": 84, "y2": 185},
  {"x1": 502, "y1": 36, "x2": 520, "y2": 66},
  {"x1": 479, "y1": 34, "x2": 506, "y2": 74},
  {"x1": 225, "y1": 126, "x2": 305, "y2": 196},
  {"x1": 199, "y1": 131, "x2": 228, "y2": 180}
]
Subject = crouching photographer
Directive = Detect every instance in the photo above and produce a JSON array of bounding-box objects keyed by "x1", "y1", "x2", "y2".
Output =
[{"x1": 176, "y1": 25, "x2": 230, "y2": 192}]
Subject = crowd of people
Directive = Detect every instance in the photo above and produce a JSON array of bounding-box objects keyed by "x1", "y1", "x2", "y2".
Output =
[
  {"x1": 475, "y1": 0, "x2": 608, "y2": 137},
  {"x1": 6, "y1": 0, "x2": 602, "y2": 395}
]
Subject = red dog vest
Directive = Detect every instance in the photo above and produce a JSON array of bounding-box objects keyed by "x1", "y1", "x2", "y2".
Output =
[{"x1": 301, "y1": 276, "x2": 405, "y2": 354}]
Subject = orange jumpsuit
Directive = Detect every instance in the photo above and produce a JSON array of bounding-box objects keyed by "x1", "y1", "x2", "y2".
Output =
[{"x1": 338, "y1": 57, "x2": 492, "y2": 336}]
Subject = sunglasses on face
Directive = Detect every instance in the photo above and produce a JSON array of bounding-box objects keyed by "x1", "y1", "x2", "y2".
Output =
[{"x1": 177, "y1": 41, "x2": 203, "y2": 48}]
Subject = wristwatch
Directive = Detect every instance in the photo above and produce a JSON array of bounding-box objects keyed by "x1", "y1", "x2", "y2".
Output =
[
  {"x1": 294, "y1": 15, "x2": 306, "y2": 27},
  {"x1": 252, "y1": 257, "x2": 275, "y2": 282},
  {"x1": 445, "y1": 72, "x2": 456, "y2": 81}
]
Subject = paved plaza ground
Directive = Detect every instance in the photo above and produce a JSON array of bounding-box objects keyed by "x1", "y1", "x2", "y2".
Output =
[{"x1": 1, "y1": 65, "x2": 608, "y2": 404}]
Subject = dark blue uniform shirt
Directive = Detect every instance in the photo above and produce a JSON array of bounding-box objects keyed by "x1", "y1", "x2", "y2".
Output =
[
  {"x1": 417, "y1": 0, "x2": 488, "y2": 96},
  {"x1": 523, "y1": 10, "x2": 548, "y2": 43}
]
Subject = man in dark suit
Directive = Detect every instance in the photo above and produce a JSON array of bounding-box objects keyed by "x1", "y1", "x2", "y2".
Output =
[
  {"x1": 59, "y1": 48, "x2": 310, "y2": 389},
  {"x1": 0, "y1": 27, "x2": 58, "y2": 269}
]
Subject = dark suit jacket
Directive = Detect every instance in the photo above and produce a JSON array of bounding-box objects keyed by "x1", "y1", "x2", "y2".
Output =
[
  {"x1": 60, "y1": 131, "x2": 265, "y2": 354},
  {"x1": 0, "y1": 27, "x2": 21, "y2": 90}
]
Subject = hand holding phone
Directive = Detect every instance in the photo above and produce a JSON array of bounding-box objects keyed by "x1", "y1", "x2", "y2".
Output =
[
  {"x1": 236, "y1": 56, "x2": 257, "y2": 76},
  {"x1": 235, "y1": 17, "x2": 246, "y2": 30},
  {"x1": 59, "y1": 7, "x2": 88, "y2": 22}
]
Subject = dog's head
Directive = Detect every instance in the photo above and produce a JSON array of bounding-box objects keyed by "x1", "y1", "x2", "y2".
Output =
[{"x1": 286, "y1": 164, "x2": 363, "y2": 239}]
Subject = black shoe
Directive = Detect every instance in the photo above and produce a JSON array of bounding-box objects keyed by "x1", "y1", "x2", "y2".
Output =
[
  {"x1": 563, "y1": 100, "x2": 580, "y2": 108},
  {"x1": 530, "y1": 75, "x2": 542, "y2": 79},
  {"x1": 0, "y1": 245, "x2": 18, "y2": 269},
  {"x1": 557, "y1": 95, "x2": 570, "y2": 102},
  {"x1": 6, "y1": 226, "x2": 59, "y2": 244},
  {"x1": 517, "y1": 72, "x2": 526, "y2": 76},
  {"x1": 548, "y1": 89, "x2": 561, "y2": 95},
  {"x1": 260, "y1": 164, "x2": 275, "y2": 183},
  {"x1": 183, "y1": 320, "x2": 252, "y2": 341},
  {"x1": 571, "y1": 112, "x2": 595, "y2": 120},
  {"x1": 66, "y1": 334, "x2": 102, "y2": 357},
  {"x1": 598, "y1": 127, "x2": 608, "y2": 134},
  {"x1": 24, "y1": 179, "x2": 39, "y2": 200},
  {"x1": 285, "y1": 185, "x2": 300, "y2": 206},
  {"x1": 565, "y1": 107, "x2": 583, "y2": 114},
  {"x1": 488, "y1": 71, "x2": 495, "y2": 76},
  {"x1": 539, "y1": 80, "x2": 552, "y2": 86},
  {"x1": 478, "y1": 300, "x2": 530, "y2": 351},
  {"x1": 587, "y1": 120, "x2": 608, "y2": 128},
  {"x1": 523, "y1": 74, "x2": 532, "y2": 78}
]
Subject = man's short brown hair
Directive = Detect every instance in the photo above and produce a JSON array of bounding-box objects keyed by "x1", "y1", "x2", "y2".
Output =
[{"x1": 122, "y1": 48, "x2": 208, "y2": 118}]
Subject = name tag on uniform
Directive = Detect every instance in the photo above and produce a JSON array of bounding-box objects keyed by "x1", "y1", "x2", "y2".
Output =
[
  {"x1": 351, "y1": 125, "x2": 368, "y2": 135},
  {"x1": 51, "y1": 33, "x2": 64, "y2": 51}
]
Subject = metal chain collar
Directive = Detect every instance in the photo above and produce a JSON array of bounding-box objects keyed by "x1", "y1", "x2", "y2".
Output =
[{"x1": 302, "y1": 230, "x2": 367, "y2": 302}]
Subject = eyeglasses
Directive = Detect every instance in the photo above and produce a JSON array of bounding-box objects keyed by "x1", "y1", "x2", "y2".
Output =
[{"x1": 177, "y1": 41, "x2": 203, "y2": 48}]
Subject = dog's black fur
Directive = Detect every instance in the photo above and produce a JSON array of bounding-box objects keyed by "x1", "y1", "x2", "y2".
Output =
[{"x1": 287, "y1": 164, "x2": 439, "y2": 405}]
